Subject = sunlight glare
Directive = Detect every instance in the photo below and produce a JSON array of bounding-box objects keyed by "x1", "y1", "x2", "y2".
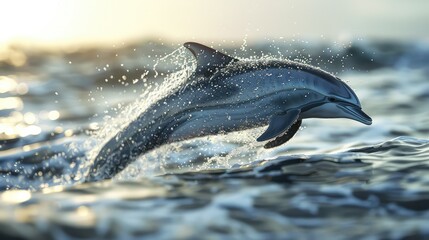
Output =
[
  {"x1": 0, "y1": 1, "x2": 65, "y2": 44},
  {"x1": 1, "y1": 190, "x2": 32, "y2": 204}
]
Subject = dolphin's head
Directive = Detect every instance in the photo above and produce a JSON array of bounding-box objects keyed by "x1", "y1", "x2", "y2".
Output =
[
  {"x1": 278, "y1": 62, "x2": 372, "y2": 125},
  {"x1": 304, "y1": 95, "x2": 373, "y2": 125},
  {"x1": 229, "y1": 60, "x2": 373, "y2": 126},
  {"x1": 296, "y1": 66, "x2": 372, "y2": 125}
]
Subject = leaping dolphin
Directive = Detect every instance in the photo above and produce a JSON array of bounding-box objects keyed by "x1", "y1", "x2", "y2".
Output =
[{"x1": 86, "y1": 42, "x2": 372, "y2": 182}]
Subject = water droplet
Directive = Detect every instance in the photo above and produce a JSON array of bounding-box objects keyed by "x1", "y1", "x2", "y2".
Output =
[{"x1": 48, "y1": 110, "x2": 60, "y2": 120}]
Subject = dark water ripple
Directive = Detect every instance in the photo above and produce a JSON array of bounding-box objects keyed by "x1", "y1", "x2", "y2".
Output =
[{"x1": 0, "y1": 137, "x2": 428, "y2": 239}]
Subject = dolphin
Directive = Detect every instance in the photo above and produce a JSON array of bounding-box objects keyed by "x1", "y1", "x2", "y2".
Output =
[{"x1": 86, "y1": 42, "x2": 372, "y2": 182}]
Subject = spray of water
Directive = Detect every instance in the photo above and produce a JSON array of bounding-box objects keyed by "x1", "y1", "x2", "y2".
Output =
[{"x1": 75, "y1": 47, "x2": 195, "y2": 179}]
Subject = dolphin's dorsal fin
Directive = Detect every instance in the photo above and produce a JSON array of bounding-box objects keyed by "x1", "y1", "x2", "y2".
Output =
[{"x1": 184, "y1": 42, "x2": 238, "y2": 76}]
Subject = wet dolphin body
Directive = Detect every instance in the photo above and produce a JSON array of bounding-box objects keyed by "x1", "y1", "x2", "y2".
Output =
[{"x1": 86, "y1": 42, "x2": 372, "y2": 182}]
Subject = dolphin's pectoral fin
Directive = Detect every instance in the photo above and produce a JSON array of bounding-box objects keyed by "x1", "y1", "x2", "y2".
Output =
[
  {"x1": 256, "y1": 109, "x2": 301, "y2": 142},
  {"x1": 184, "y1": 42, "x2": 238, "y2": 75},
  {"x1": 264, "y1": 120, "x2": 302, "y2": 149}
]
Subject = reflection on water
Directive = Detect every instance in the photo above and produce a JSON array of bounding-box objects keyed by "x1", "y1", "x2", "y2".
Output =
[{"x1": 0, "y1": 39, "x2": 429, "y2": 239}]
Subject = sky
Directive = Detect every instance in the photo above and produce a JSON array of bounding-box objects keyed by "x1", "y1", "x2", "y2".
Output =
[{"x1": 0, "y1": 0, "x2": 428, "y2": 47}]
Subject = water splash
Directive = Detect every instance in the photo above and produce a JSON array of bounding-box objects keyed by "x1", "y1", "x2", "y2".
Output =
[{"x1": 80, "y1": 46, "x2": 196, "y2": 179}]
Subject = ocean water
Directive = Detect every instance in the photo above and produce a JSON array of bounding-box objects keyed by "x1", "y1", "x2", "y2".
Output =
[{"x1": 1, "y1": 39, "x2": 429, "y2": 239}]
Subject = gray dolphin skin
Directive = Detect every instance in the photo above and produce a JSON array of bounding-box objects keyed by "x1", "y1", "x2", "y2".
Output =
[{"x1": 86, "y1": 42, "x2": 372, "y2": 182}]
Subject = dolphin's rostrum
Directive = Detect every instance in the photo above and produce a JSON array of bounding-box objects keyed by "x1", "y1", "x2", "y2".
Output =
[{"x1": 86, "y1": 42, "x2": 372, "y2": 182}]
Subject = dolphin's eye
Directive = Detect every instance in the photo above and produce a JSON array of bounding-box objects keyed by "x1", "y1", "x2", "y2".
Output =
[{"x1": 328, "y1": 97, "x2": 336, "y2": 102}]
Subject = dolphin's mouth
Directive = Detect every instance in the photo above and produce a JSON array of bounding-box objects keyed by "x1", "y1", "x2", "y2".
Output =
[{"x1": 338, "y1": 104, "x2": 372, "y2": 125}]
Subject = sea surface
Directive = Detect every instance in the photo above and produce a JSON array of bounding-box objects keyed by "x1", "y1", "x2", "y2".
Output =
[{"x1": 1, "y1": 39, "x2": 429, "y2": 239}]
